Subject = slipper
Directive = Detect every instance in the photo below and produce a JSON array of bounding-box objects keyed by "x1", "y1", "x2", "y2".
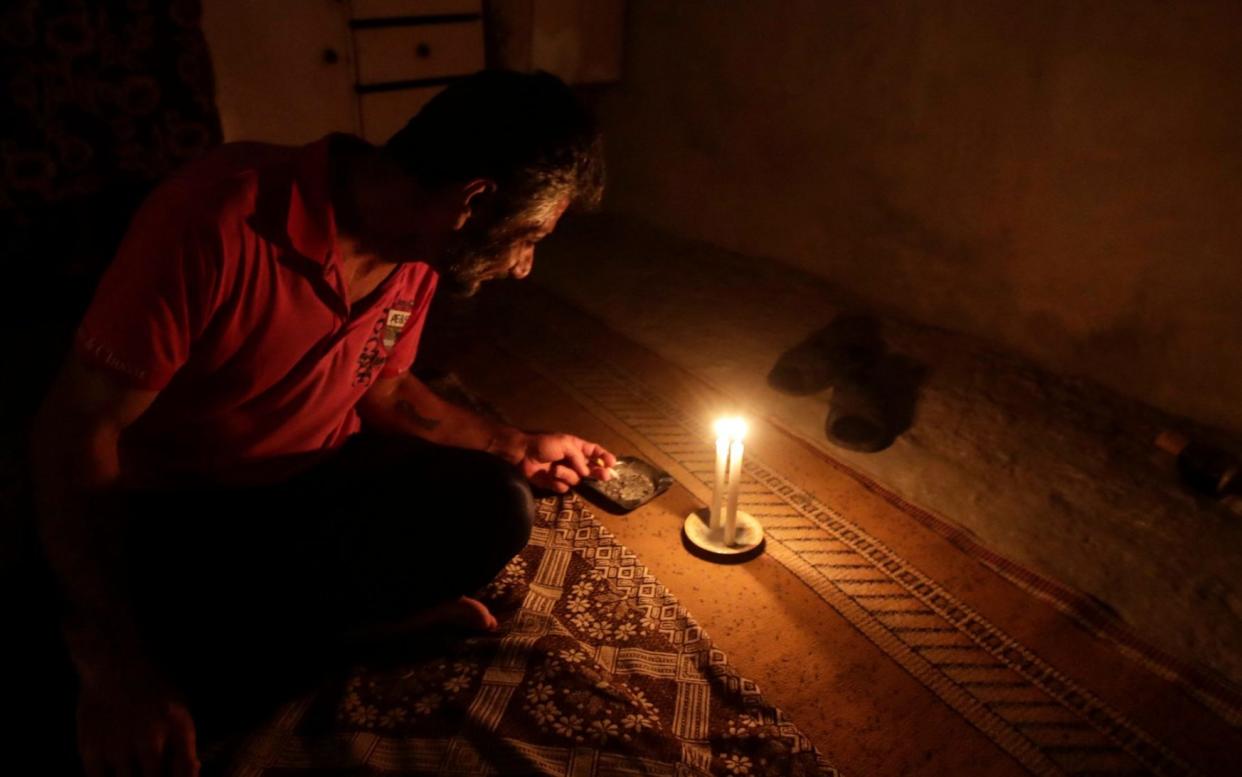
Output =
[
  {"x1": 767, "y1": 315, "x2": 884, "y2": 396},
  {"x1": 825, "y1": 377, "x2": 894, "y2": 453}
]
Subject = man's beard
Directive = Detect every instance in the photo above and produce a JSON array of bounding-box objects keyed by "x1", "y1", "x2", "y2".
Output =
[
  {"x1": 439, "y1": 220, "x2": 521, "y2": 297},
  {"x1": 440, "y1": 251, "x2": 510, "y2": 297}
]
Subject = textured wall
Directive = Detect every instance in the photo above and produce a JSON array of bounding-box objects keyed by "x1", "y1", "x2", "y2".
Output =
[{"x1": 593, "y1": 0, "x2": 1242, "y2": 432}]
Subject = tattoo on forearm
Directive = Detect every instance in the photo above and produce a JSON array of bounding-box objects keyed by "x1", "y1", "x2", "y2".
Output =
[{"x1": 395, "y1": 399, "x2": 442, "y2": 431}]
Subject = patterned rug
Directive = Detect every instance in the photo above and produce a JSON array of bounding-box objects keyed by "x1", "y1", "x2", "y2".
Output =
[{"x1": 215, "y1": 494, "x2": 837, "y2": 777}]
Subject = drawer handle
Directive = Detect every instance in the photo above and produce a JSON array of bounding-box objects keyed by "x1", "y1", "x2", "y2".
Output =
[
  {"x1": 323, "y1": 47, "x2": 340, "y2": 65},
  {"x1": 415, "y1": 42, "x2": 431, "y2": 59}
]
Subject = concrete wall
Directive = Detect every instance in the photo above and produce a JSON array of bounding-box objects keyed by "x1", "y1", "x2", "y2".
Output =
[{"x1": 593, "y1": 0, "x2": 1242, "y2": 432}]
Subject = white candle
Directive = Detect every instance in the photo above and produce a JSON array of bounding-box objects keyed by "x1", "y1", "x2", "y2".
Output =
[
  {"x1": 710, "y1": 422, "x2": 730, "y2": 530},
  {"x1": 724, "y1": 420, "x2": 747, "y2": 544}
]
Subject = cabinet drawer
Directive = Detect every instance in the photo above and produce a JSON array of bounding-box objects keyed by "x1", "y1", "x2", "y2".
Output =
[
  {"x1": 351, "y1": 0, "x2": 481, "y2": 19},
  {"x1": 353, "y1": 21, "x2": 484, "y2": 85},
  {"x1": 359, "y1": 85, "x2": 443, "y2": 143}
]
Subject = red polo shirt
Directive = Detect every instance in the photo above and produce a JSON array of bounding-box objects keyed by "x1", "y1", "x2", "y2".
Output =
[{"x1": 76, "y1": 135, "x2": 438, "y2": 482}]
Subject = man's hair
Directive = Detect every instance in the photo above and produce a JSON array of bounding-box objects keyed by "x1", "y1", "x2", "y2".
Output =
[{"x1": 384, "y1": 70, "x2": 604, "y2": 223}]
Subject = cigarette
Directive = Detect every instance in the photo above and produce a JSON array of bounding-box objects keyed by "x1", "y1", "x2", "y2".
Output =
[{"x1": 590, "y1": 457, "x2": 619, "y2": 479}]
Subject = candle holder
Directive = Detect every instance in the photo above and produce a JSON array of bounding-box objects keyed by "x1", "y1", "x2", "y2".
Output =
[
  {"x1": 683, "y1": 506, "x2": 765, "y2": 561},
  {"x1": 682, "y1": 416, "x2": 765, "y2": 561}
]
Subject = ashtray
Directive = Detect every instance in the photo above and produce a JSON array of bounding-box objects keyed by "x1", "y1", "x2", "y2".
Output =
[{"x1": 576, "y1": 455, "x2": 675, "y2": 514}]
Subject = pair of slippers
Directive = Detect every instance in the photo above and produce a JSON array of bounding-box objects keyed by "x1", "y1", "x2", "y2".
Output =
[{"x1": 767, "y1": 316, "x2": 909, "y2": 453}]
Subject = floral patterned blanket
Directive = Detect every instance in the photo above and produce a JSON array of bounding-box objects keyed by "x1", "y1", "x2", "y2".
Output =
[{"x1": 217, "y1": 494, "x2": 836, "y2": 776}]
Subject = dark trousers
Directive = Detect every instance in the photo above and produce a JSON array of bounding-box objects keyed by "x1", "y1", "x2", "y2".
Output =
[{"x1": 84, "y1": 434, "x2": 534, "y2": 736}]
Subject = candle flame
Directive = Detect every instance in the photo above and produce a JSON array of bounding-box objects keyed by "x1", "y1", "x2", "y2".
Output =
[{"x1": 713, "y1": 416, "x2": 748, "y2": 441}]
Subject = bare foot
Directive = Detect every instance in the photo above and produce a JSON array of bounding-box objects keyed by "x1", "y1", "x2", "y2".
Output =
[
  {"x1": 422, "y1": 595, "x2": 498, "y2": 632},
  {"x1": 343, "y1": 596, "x2": 498, "y2": 645}
]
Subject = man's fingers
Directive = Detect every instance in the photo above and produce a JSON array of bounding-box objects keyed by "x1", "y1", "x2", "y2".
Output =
[
  {"x1": 562, "y1": 444, "x2": 590, "y2": 476},
  {"x1": 530, "y1": 471, "x2": 570, "y2": 494},
  {"x1": 551, "y1": 462, "x2": 581, "y2": 487},
  {"x1": 583, "y1": 443, "x2": 618, "y2": 480},
  {"x1": 535, "y1": 471, "x2": 570, "y2": 493},
  {"x1": 586, "y1": 441, "x2": 616, "y2": 466},
  {"x1": 586, "y1": 460, "x2": 613, "y2": 481},
  {"x1": 523, "y1": 434, "x2": 618, "y2": 492}
]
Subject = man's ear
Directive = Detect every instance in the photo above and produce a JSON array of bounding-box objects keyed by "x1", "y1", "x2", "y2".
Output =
[{"x1": 454, "y1": 179, "x2": 498, "y2": 230}]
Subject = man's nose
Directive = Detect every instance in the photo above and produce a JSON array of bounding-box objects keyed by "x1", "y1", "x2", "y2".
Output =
[{"x1": 511, "y1": 249, "x2": 534, "y2": 279}]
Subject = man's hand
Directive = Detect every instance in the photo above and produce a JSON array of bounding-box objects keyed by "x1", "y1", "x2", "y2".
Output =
[
  {"x1": 510, "y1": 432, "x2": 617, "y2": 493},
  {"x1": 359, "y1": 374, "x2": 618, "y2": 492},
  {"x1": 30, "y1": 356, "x2": 197, "y2": 776},
  {"x1": 77, "y1": 674, "x2": 200, "y2": 777}
]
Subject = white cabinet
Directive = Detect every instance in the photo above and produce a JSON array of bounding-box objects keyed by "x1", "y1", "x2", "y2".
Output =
[
  {"x1": 203, "y1": 0, "x2": 620, "y2": 146},
  {"x1": 353, "y1": 21, "x2": 486, "y2": 84},
  {"x1": 350, "y1": 1, "x2": 486, "y2": 142},
  {"x1": 203, "y1": 0, "x2": 485, "y2": 145},
  {"x1": 203, "y1": 0, "x2": 358, "y2": 144}
]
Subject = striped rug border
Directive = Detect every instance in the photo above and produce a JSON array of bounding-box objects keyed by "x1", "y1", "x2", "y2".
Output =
[{"x1": 763, "y1": 413, "x2": 1242, "y2": 727}]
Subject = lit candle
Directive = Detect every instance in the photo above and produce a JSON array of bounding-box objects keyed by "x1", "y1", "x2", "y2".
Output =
[
  {"x1": 710, "y1": 420, "x2": 731, "y2": 530},
  {"x1": 724, "y1": 418, "x2": 747, "y2": 545}
]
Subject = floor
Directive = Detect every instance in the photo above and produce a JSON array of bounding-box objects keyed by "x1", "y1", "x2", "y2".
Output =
[
  {"x1": 521, "y1": 214, "x2": 1242, "y2": 693},
  {"x1": 434, "y1": 288, "x2": 1238, "y2": 776}
]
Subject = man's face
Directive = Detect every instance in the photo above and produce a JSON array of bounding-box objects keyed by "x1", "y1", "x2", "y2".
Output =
[{"x1": 440, "y1": 196, "x2": 570, "y2": 297}]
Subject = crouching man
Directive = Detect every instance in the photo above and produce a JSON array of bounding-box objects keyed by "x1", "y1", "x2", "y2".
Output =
[{"x1": 31, "y1": 70, "x2": 614, "y2": 777}]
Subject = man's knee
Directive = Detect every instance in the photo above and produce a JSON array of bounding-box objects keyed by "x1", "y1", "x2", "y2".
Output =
[{"x1": 479, "y1": 457, "x2": 534, "y2": 558}]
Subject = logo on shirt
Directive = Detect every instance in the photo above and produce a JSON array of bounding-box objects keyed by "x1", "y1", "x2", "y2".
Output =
[
  {"x1": 354, "y1": 300, "x2": 417, "y2": 387},
  {"x1": 382, "y1": 308, "x2": 411, "y2": 349}
]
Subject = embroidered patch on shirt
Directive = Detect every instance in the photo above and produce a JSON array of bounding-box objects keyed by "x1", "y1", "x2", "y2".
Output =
[{"x1": 382, "y1": 308, "x2": 412, "y2": 349}]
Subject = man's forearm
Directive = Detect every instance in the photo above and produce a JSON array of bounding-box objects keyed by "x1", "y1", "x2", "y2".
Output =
[
  {"x1": 32, "y1": 418, "x2": 152, "y2": 687},
  {"x1": 360, "y1": 374, "x2": 529, "y2": 463}
]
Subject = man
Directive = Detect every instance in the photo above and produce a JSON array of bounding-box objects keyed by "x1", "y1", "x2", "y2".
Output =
[{"x1": 31, "y1": 70, "x2": 616, "y2": 777}]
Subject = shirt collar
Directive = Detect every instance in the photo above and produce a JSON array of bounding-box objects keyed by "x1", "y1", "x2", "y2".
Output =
[{"x1": 284, "y1": 135, "x2": 339, "y2": 268}]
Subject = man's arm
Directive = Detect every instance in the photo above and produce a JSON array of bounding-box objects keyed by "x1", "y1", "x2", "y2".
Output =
[
  {"x1": 32, "y1": 355, "x2": 158, "y2": 682},
  {"x1": 359, "y1": 372, "x2": 616, "y2": 491},
  {"x1": 31, "y1": 355, "x2": 199, "y2": 777},
  {"x1": 358, "y1": 372, "x2": 528, "y2": 460}
]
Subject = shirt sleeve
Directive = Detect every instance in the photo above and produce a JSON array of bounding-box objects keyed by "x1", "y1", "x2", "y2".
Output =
[
  {"x1": 378, "y1": 271, "x2": 438, "y2": 379},
  {"x1": 75, "y1": 186, "x2": 222, "y2": 390}
]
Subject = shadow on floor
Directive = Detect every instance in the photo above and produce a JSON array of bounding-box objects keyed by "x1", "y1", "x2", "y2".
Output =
[{"x1": 768, "y1": 315, "x2": 928, "y2": 453}]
